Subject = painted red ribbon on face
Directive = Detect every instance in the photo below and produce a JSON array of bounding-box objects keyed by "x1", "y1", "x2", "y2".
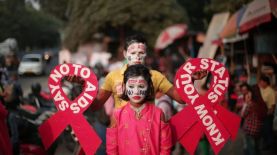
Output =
[
  {"x1": 170, "y1": 58, "x2": 241, "y2": 155},
  {"x1": 38, "y1": 63, "x2": 101, "y2": 155}
]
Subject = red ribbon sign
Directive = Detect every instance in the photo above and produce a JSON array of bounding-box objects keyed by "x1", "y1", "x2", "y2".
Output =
[
  {"x1": 38, "y1": 63, "x2": 101, "y2": 155},
  {"x1": 170, "y1": 58, "x2": 241, "y2": 155}
]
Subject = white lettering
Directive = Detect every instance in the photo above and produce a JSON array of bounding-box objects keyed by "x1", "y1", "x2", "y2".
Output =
[
  {"x1": 70, "y1": 103, "x2": 80, "y2": 114},
  {"x1": 49, "y1": 84, "x2": 59, "y2": 94},
  {"x1": 58, "y1": 100, "x2": 69, "y2": 111},
  {"x1": 184, "y1": 84, "x2": 194, "y2": 95},
  {"x1": 207, "y1": 123, "x2": 219, "y2": 136},
  {"x1": 214, "y1": 67, "x2": 225, "y2": 78},
  {"x1": 78, "y1": 96, "x2": 89, "y2": 108},
  {"x1": 85, "y1": 81, "x2": 96, "y2": 91},
  {"x1": 218, "y1": 78, "x2": 229, "y2": 87},
  {"x1": 81, "y1": 68, "x2": 90, "y2": 79},
  {"x1": 212, "y1": 132, "x2": 225, "y2": 146},
  {"x1": 194, "y1": 104, "x2": 208, "y2": 119},
  {"x1": 188, "y1": 94, "x2": 199, "y2": 105},
  {"x1": 208, "y1": 92, "x2": 218, "y2": 103},
  {"x1": 54, "y1": 91, "x2": 64, "y2": 102},
  {"x1": 183, "y1": 62, "x2": 196, "y2": 74},
  {"x1": 50, "y1": 69, "x2": 62, "y2": 83},
  {"x1": 84, "y1": 92, "x2": 93, "y2": 100},
  {"x1": 72, "y1": 64, "x2": 81, "y2": 75},
  {"x1": 214, "y1": 84, "x2": 225, "y2": 96},
  {"x1": 60, "y1": 64, "x2": 70, "y2": 75},
  {"x1": 180, "y1": 74, "x2": 191, "y2": 85},
  {"x1": 200, "y1": 59, "x2": 209, "y2": 69},
  {"x1": 202, "y1": 115, "x2": 213, "y2": 126},
  {"x1": 210, "y1": 60, "x2": 219, "y2": 71}
]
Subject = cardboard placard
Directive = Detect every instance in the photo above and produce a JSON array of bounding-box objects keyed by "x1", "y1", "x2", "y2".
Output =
[
  {"x1": 39, "y1": 63, "x2": 101, "y2": 155},
  {"x1": 170, "y1": 58, "x2": 241, "y2": 155}
]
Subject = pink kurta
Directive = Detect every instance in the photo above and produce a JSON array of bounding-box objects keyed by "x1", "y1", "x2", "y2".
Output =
[{"x1": 106, "y1": 102, "x2": 172, "y2": 155}]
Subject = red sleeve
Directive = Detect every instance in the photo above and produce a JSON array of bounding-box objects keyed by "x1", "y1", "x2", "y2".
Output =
[{"x1": 106, "y1": 110, "x2": 120, "y2": 155}]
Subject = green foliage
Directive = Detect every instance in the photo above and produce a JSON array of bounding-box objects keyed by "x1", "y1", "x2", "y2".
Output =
[
  {"x1": 63, "y1": 0, "x2": 188, "y2": 51},
  {"x1": 0, "y1": 0, "x2": 62, "y2": 50},
  {"x1": 40, "y1": 0, "x2": 69, "y2": 22},
  {"x1": 177, "y1": 0, "x2": 209, "y2": 31},
  {"x1": 205, "y1": 0, "x2": 252, "y2": 14},
  {"x1": 178, "y1": 0, "x2": 252, "y2": 31}
]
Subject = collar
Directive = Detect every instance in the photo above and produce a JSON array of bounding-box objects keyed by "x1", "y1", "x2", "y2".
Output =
[
  {"x1": 126, "y1": 102, "x2": 150, "y2": 115},
  {"x1": 120, "y1": 64, "x2": 128, "y2": 75}
]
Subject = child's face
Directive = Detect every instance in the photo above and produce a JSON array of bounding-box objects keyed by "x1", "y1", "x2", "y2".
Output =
[
  {"x1": 124, "y1": 43, "x2": 147, "y2": 65},
  {"x1": 126, "y1": 76, "x2": 148, "y2": 104}
]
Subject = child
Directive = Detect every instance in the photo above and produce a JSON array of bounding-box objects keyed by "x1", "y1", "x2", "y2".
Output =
[{"x1": 106, "y1": 64, "x2": 172, "y2": 155}]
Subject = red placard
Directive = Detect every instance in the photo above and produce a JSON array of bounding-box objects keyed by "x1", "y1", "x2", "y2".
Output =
[
  {"x1": 38, "y1": 63, "x2": 101, "y2": 155},
  {"x1": 170, "y1": 58, "x2": 241, "y2": 155}
]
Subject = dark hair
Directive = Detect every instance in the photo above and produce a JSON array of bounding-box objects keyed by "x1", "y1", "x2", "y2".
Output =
[
  {"x1": 31, "y1": 83, "x2": 41, "y2": 95},
  {"x1": 121, "y1": 64, "x2": 154, "y2": 102},
  {"x1": 259, "y1": 75, "x2": 270, "y2": 85},
  {"x1": 124, "y1": 34, "x2": 147, "y2": 51},
  {"x1": 239, "y1": 82, "x2": 251, "y2": 91}
]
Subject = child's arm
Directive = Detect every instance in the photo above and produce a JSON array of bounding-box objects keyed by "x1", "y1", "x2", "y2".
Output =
[
  {"x1": 106, "y1": 115, "x2": 118, "y2": 155},
  {"x1": 160, "y1": 112, "x2": 172, "y2": 155}
]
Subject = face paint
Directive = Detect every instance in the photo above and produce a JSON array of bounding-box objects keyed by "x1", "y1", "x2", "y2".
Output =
[
  {"x1": 125, "y1": 43, "x2": 147, "y2": 65},
  {"x1": 126, "y1": 76, "x2": 148, "y2": 104}
]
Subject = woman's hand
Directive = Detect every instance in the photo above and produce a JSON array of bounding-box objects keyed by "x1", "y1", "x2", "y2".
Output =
[
  {"x1": 192, "y1": 70, "x2": 208, "y2": 80},
  {"x1": 64, "y1": 75, "x2": 85, "y2": 85}
]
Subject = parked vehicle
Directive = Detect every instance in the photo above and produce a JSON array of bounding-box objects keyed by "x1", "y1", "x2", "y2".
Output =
[{"x1": 18, "y1": 54, "x2": 45, "y2": 75}]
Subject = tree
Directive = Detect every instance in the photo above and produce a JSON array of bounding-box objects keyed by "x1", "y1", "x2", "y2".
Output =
[
  {"x1": 177, "y1": 0, "x2": 210, "y2": 31},
  {"x1": 63, "y1": 0, "x2": 188, "y2": 51},
  {"x1": 0, "y1": 0, "x2": 62, "y2": 50},
  {"x1": 40, "y1": 0, "x2": 69, "y2": 22},
  {"x1": 205, "y1": 0, "x2": 252, "y2": 15}
]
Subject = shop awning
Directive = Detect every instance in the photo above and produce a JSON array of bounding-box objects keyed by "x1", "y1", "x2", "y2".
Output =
[
  {"x1": 239, "y1": 0, "x2": 275, "y2": 33},
  {"x1": 219, "y1": 8, "x2": 245, "y2": 38}
]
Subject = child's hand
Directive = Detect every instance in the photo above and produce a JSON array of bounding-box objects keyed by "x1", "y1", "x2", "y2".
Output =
[
  {"x1": 192, "y1": 70, "x2": 208, "y2": 80},
  {"x1": 109, "y1": 116, "x2": 117, "y2": 128}
]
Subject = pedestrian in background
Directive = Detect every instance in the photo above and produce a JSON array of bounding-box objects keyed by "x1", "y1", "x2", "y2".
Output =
[
  {"x1": 240, "y1": 83, "x2": 263, "y2": 155},
  {"x1": 258, "y1": 75, "x2": 276, "y2": 150}
]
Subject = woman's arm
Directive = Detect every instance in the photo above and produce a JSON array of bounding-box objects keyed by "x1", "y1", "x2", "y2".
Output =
[
  {"x1": 165, "y1": 87, "x2": 184, "y2": 104},
  {"x1": 91, "y1": 89, "x2": 112, "y2": 111}
]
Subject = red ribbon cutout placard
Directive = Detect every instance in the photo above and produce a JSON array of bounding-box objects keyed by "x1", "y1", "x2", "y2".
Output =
[
  {"x1": 170, "y1": 58, "x2": 241, "y2": 155},
  {"x1": 38, "y1": 63, "x2": 101, "y2": 155}
]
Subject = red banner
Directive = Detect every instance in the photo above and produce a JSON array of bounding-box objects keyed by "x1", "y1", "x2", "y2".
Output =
[
  {"x1": 170, "y1": 58, "x2": 241, "y2": 155},
  {"x1": 39, "y1": 63, "x2": 101, "y2": 155}
]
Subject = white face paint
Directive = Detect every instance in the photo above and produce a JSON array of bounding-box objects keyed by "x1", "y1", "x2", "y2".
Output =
[
  {"x1": 126, "y1": 76, "x2": 148, "y2": 104},
  {"x1": 125, "y1": 43, "x2": 147, "y2": 65}
]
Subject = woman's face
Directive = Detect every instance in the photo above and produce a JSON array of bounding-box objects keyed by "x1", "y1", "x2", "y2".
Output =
[
  {"x1": 124, "y1": 43, "x2": 147, "y2": 65},
  {"x1": 126, "y1": 76, "x2": 148, "y2": 104}
]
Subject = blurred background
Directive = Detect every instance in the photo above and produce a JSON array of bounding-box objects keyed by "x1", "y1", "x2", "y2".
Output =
[{"x1": 0, "y1": 0, "x2": 277, "y2": 155}]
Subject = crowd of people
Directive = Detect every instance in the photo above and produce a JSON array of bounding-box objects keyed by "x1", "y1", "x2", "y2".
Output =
[{"x1": 1, "y1": 33, "x2": 277, "y2": 155}]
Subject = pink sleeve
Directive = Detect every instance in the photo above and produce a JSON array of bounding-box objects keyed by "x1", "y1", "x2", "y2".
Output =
[
  {"x1": 106, "y1": 127, "x2": 118, "y2": 155},
  {"x1": 160, "y1": 121, "x2": 172, "y2": 155}
]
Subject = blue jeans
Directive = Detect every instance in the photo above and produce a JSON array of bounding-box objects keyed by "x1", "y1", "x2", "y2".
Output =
[
  {"x1": 8, "y1": 111, "x2": 20, "y2": 155},
  {"x1": 243, "y1": 134, "x2": 261, "y2": 155}
]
